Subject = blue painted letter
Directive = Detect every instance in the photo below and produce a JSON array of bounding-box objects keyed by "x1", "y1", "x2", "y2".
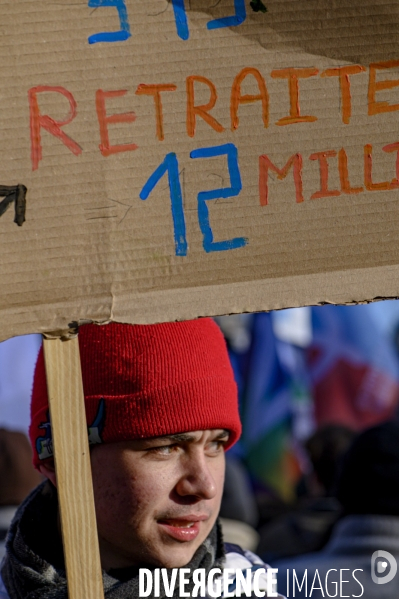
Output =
[
  {"x1": 170, "y1": 0, "x2": 189, "y2": 40},
  {"x1": 140, "y1": 153, "x2": 188, "y2": 257},
  {"x1": 190, "y1": 143, "x2": 247, "y2": 253},
  {"x1": 88, "y1": 0, "x2": 131, "y2": 44},
  {"x1": 207, "y1": 0, "x2": 246, "y2": 30}
]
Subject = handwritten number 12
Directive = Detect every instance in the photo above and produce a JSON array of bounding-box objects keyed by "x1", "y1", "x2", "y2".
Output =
[
  {"x1": 140, "y1": 153, "x2": 188, "y2": 257},
  {"x1": 140, "y1": 144, "x2": 247, "y2": 257}
]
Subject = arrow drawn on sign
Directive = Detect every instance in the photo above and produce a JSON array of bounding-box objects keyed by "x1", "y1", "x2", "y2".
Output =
[
  {"x1": 0, "y1": 184, "x2": 27, "y2": 226},
  {"x1": 84, "y1": 198, "x2": 132, "y2": 225}
]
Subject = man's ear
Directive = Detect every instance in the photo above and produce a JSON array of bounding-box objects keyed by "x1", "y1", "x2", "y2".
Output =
[{"x1": 39, "y1": 461, "x2": 57, "y2": 488}]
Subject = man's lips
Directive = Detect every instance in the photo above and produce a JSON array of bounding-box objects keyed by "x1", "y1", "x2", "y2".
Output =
[{"x1": 157, "y1": 515, "x2": 208, "y2": 542}]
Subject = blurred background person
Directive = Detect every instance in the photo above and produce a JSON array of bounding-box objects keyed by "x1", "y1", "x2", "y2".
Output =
[
  {"x1": 302, "y1": 424, "x2": 356, "y2": 498},
  {"x1": 273, "y1": 421, "x2": 399, "y2": 598},
  {"x1": 257, "y1": 424, "x2": 355, "y2": 562},
  {"x1": 218, "y1": 303, "x2": 399, "y2": 566},
  {"x1": 218, "y1": 303, "x2": 399, "y2": 512},
  {"x1": 0, "y1": 430, "x2": 42, "y2": 560},
  {"x1": 219, "y1": 454, "x2": 260, "y2": 552}
]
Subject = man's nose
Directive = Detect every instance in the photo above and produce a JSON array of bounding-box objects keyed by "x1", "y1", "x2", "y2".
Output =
[{"x1": 175, "y1": 454, "x2": 218, "y2": 500}]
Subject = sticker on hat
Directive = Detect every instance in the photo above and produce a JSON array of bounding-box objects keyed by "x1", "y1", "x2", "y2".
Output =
[
  {"x1": 88, "y1": 398, "x2": 106, "y2": 445},
  {"x1": 36, "y1": 398, "x2": 106, "y2": 461},
  {"x1": 36, "y1": 412, "x2": 53, "y2": 461}
]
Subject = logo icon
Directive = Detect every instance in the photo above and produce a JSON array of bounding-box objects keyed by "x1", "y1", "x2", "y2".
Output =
[
  {"x1": 36, "y1": 411, "x2": 53, "y2": 461},
  {"x1": 36, "y1": 398, "x2": 106, "y2": 461},
  {"x1": 88, "y1": 398, "x2": 106, "y2": 445},
  {"x1": 371, "y1": 550, "x2": 397, "y2": 584}
]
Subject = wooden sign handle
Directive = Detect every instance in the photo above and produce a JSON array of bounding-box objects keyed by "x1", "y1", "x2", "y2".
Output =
[{"x1": 43, "y1": 336, "x2": 104, "y2": 599}]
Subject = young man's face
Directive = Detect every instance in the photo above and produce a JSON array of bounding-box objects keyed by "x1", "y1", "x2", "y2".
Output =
[{"x1": 90, "y1": 429, "x2": 228, "y2": 571}]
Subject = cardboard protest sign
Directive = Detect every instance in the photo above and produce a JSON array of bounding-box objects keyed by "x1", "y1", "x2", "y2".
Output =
[{"x1": 1, "y1": 0, "x2": 399, "y2": 341}]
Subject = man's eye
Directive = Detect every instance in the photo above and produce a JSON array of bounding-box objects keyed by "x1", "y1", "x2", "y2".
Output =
[
  {"x1": 207, "y1": 439, "x2": 227, "y2": 453},
  {"x1": 147, "y1": 444, "x2": 176, "y2": 455}
]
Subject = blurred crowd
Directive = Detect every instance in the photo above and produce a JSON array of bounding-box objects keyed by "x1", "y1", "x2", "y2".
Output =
[
  {"x1": 216, "y1": 304, "x2": 399, "y2": 597},
  {"x1": 2, "y1": 303, "x2": 399, "y2": 596}
]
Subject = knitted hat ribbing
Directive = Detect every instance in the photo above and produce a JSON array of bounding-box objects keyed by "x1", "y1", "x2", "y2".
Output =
[{"x1": 29, "y1": 319, "x2": 240, "y2": 468}]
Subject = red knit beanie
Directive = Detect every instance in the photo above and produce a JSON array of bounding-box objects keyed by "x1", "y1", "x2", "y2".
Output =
[{"x1": 30, "y1": 319, "x2": 241, "y2": 469}]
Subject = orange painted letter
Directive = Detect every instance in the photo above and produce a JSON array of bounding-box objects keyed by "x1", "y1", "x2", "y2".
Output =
[
  {"x1": 321, "y1": 65, "x2": 366, "y2": 124},
  {"x1": 231, "y1": 67, "x2": 269, "y2": 130},
  {"x1": 309, "y1": 150, "x2": 340, "y2": 199},
  {"x1": 186, "y1": 76, "x2": 224, "y2": 137},
  {"x1": 338, "y1": 149, "x2": 363, "y2": 194},
  {"x1": 28, "y1": 86, "x2": 82, "y2": 171},
  {"x1": 271, "y1": 67, "x2": 319, "y2": 126},
  {"x1": 364, "y1": 144, "x2": 391, "y2": 191},
  {"x1": 368, "y1": 60, "x2": 399, "y2": 116},
  {"x1": 96, "y1": 89, "x2": 138, "y2": 157},
  {"x1": 382, "y1": 142, "x2": 399, "y2": 188},
  {"x1": 259, "y1": 153, "x2": 303, "y2": 205},
  {"x1": 135, "y1": 84, "x2": 177, "y2": 141}
]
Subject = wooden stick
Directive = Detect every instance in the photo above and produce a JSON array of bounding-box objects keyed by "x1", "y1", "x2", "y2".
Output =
[{"x1": 43, "y1": 336, "x2": 104, "y2": 599}]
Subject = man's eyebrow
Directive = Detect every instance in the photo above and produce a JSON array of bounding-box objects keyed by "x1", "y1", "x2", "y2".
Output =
[
  {"x1": 151, "y1": 430, "x2": 230, "y2": 444},
  {"x1": 162, "y1": 433, "x2": 196, "y2": 443},
  {"x1": 214, "y1": 430, "x2": 230, "y2": 440}
]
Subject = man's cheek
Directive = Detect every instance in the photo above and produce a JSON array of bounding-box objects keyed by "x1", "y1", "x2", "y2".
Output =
[{"x1": 129, "y1": 480, "x2": 163, "y2": 515}]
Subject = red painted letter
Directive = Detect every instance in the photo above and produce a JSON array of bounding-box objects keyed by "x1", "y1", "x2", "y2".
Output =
[
  {"x1": 364, "y1": 144, "x2": 392, "y2": 191},
  {"x1": 382, "y1": 142, "x2": 399, "y2": 188},
  {"x1": 259, "y1": 153, "x2": 303, "y2": 205},
  {"x1": 309, "y1": 150, "x2": 340, "y2": 200},
  {"x1": 96, "y1": 89, "x2": 138, "y2": 157},
  {"x1": 28, "y1": 86, "x2": 82, "y2": 171},
  {"x1": 338, "y1": 148, "x2": 363, "y2": 194}
]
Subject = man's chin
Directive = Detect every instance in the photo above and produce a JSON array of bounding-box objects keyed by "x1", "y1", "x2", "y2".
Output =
[{"x1": 155, "y1": 545, "x2": 199, "y2": 568}]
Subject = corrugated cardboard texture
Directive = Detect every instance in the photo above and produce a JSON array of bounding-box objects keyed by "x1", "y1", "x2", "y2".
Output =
[{"x1": 1, "y1": 0, "x2": 399, "y2": 340}]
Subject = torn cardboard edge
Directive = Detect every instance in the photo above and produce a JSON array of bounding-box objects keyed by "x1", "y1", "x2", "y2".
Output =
[{"x1": 2, "y1": 261, "x2": 397, "y2": 342}]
